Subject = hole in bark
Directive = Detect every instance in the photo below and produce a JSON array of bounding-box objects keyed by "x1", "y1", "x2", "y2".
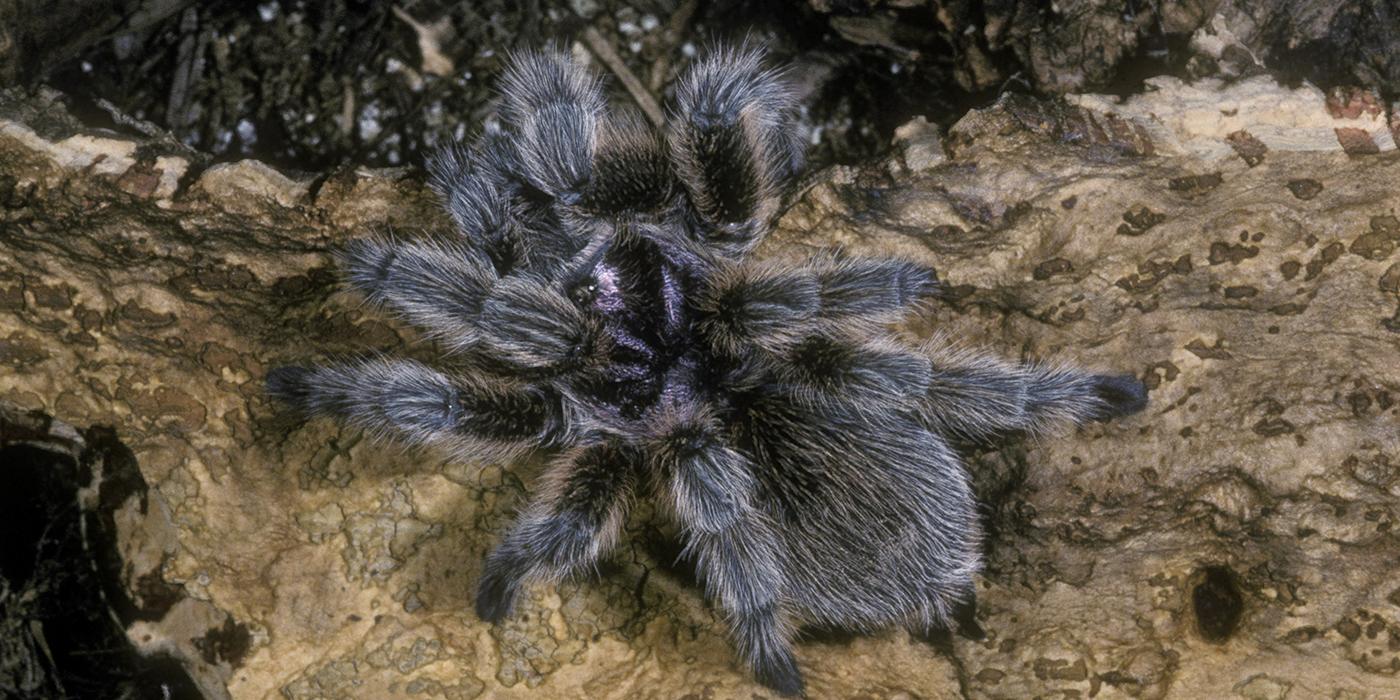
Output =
[
  {"x1": 1192, "y1": 565, "x2": 1244, "y2": 643},
  {"x1": 0, "y1": 428, "x2": 206, "y2": 697}
]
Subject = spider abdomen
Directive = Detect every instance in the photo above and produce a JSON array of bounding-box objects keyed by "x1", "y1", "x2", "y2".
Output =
[{"x1": 738, "y1": 392, "x2": 981, "y2": 629}]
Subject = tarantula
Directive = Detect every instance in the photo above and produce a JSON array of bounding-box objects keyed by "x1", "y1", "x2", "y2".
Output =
[{"x1": 266, "y1": 44, "x2": 1147, "y2": 695}]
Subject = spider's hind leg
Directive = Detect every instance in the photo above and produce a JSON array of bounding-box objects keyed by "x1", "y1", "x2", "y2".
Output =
[
  {"x1": 648, "y1": 407, "x2": 803, "y2": 696},
  {"x1": 475, "y1": 439, "x2": 639, "y2": 622},
  {"x1": 670, "y1": 44, "x2": 803, "y2": 256},
  {"x1": 696, "y1": 522, "x2": 803, "y2": 696}
]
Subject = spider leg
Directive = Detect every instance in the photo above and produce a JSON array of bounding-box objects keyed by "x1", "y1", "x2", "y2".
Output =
[
  {"x1": 430, "y1": 49, "x2": 614, "y2": 279},
  {"x1": 340, "y1": 235, "x2": 602, "y2": 372},
  {"x1": 918, "y1": 342, "x2": 1149, "y2": 441},
  {"x1": 696, "y1": 261, "x2": 820, "y2": 354},
  {"x1": 476, "y1": 275, "x2": 604, "y2": 373},
  {"x1": 339, "y1": 235, "x2": 496, "y2": 353},
  {"x1": 475, "y1": 439, "x2": 639, "y2": 622},
  {"x1": 774, "y1": 333, "x2": 932, "y2": 411},
  {"x1": 670, "y1": 44, "x2": 801, "y2": 256},
  {"x1": 647, "y1": 404, "x2": 754, "y2": 533},
  {"x1": 648, "y1": 408, "x2": 801, "y2": 695},
  {"x1": 691, "y1": 519, "x2": 801, "y2": 697},
  {"x1": 426, "y1": 133, "x2": 534, "y2": 276},
  {"x1": 435, "y1": 54, "x2": 683, "y2": 281},
  {"x1": 808, "y1": 252, "x2": 939, "y2": 323},
  {"x1": 579, "y1": 109, "x2": 678, "y2": 218},
  {"x1": 265, "y1": 357, "x2": 568, "y2": 463},
  {"x1": 498, "y1": 48, "x2": 605, "y2": 206},
  {"x1": 697, "y1": 255, "x2": 939, "y2": 354}
]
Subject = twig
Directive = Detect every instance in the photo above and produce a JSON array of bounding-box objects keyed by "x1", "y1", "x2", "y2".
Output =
[
  {"x1": 648, "y1": 0, "x2": 700, "y2": 93},
  {"x1": 95, "y1": 98, "x2": 164, "y2": 139},
  {"x1": 165, "y1": 7, "x2": 200, "y2": 130},
  {"x1": 580, "y1": 26, "x2": 665, "y2": 129},
  {"x1": 93, "y1": 97, "x2": 204, "y2": 161}
]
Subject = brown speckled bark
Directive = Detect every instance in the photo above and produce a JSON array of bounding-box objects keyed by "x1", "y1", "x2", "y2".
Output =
[{"x1": 2, "y1": 78, "x2": 1398, "y2": 698}]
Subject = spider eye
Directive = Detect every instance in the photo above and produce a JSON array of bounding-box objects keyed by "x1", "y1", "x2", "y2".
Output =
[{"x1": 569, "y1": 280, "x2": 599, "y2": 305}]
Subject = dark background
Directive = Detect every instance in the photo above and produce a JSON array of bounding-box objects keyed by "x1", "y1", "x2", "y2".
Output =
[{"x1": 4, "y1": 0, "x2": 1396, "y2": 177}]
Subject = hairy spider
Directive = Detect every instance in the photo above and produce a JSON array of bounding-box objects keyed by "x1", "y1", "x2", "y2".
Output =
[{"x1": 266, "y1": 44, "x2": 1148, "y2": 695}]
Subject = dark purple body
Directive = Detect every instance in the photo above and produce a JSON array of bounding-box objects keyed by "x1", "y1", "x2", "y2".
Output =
[{"x1": 571, "y1": 230, "x2": 704, "y2": 418}]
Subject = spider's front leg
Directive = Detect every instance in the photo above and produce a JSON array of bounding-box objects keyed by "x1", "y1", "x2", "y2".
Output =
[
  {"x1": 426, "y1": 133, "x2": 525, "y2": 275},
  {"x1": 265, "y1": 357, "x2": 568, "y2": 463},
  {"x1": 475, "y1": 439, "x2": 639, "y2": 622},
  {"x1": 433, "y1": 47, "x2": 642, "y2": 280},
  {"x1": 648, "y1": 410, "x2": 801, "y2": 696},
  {"x1": 475, "y1": 275, "x2": 605, "y2": 372},
  {"x1": 670, "y1": 44, "x2": 803, "y2": 256},
  {"x1": 499, "y1": 48, "x2": 604, "y2": 205},
  {"x1": 918, "y1": 342, "x2": 1149, "y2": 440},
  {"x1": 339, "y1": 236, "x2": 497, "y2": 353}
]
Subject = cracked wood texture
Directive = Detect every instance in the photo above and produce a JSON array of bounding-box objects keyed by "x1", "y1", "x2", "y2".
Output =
[{"x1": 2, "y1": 79, "x2": 1398, "y2": 699}]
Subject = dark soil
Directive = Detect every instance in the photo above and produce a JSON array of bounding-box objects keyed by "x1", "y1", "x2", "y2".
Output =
[
  {"x1": 39, "y1": 0, "x2": 985, "y2": 172},
  {"x1": 9, "y1": 1, "x2": 1400, "y2": 175}
]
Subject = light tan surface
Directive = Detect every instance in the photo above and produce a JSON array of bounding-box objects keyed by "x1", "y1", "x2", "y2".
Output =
[{"x1": 1, "y1": 79, "x2": 1397, "y2": 698}]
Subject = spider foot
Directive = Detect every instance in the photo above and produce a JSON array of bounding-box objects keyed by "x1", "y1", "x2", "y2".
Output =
[
  {"x1": 952, "y1": 595, "x2": 986, "y2": 641},
  {"x1": 264, "y1": 366, "x2": 313, "y2": 405},
  {"x1": 1090, "y1": 374, "x2": 1149, "y2": 420},
  {"x1": 753, "y1": 647, "x2": 804, "y2": 697},
  {"x1": 474, "y1": 567, "x2": 521, "y2": 624}
]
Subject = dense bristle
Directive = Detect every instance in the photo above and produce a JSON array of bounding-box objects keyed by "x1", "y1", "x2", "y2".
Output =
[{"x1": 266, "y1": 42, "x2": 1147, "y2": 698}]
